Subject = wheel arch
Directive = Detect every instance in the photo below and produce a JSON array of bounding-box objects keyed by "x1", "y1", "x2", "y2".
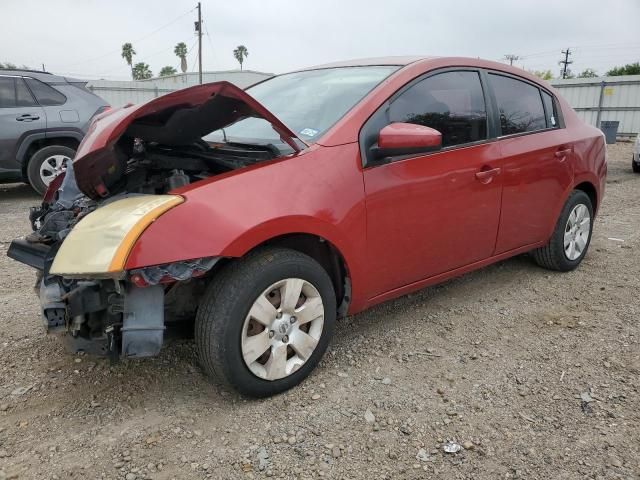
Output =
[
  {"x1": 573, "y1": 180, "x2": 598, "y2": 213},
  {"x1": 226, "y1": 232, "x2": 352, "y2": 317},
  {"x1": 18, "y1": 132, "x2": 82, "y2": 178}
]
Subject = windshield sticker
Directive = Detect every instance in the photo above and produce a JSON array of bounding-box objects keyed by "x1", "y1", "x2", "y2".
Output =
[{"x1": 300, "y1": 128, "x2": 319, "y2": 137}]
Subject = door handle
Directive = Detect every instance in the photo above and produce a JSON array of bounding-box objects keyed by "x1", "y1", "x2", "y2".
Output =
[
  {"x1": 475, "y1": 167, "x2": 501, "y2": 184},
  {"x1": 16, "y1": 114, "x2": 40, "y2": 122},
  {"x1": 555, "y1": 147, "x2": 573, "y2": 162}
]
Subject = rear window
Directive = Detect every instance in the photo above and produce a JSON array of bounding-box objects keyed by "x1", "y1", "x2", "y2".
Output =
[
  {"x1": 489, "y1": 74, "x2": 546, "y2": 135},
  {"x1": 25, "y1": 77, "x2": 66, "y2": 106},
  {"x1": 0, "y1": 76, "x2": 37, "y2": 108}
]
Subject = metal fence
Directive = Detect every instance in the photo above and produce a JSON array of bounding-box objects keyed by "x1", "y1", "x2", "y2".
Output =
[
  {"x1": 551, "y1": 74, "x2": 640, "y2": 136},
  {"x1": 85, "y1": 71, "x2": 640, "y2": 137},
  {"x1": 86, "y1": 70, "x2": 272, "y2": 108}
]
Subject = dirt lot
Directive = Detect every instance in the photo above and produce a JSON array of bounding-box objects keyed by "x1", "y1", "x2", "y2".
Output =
[{"x1": 0, "y1": 142, "x2": 638, "y2": 480}]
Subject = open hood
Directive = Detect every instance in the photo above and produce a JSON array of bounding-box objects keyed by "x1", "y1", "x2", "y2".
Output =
[{"x1": 72, "y1": 81, "x2": 305, "y2": 199}]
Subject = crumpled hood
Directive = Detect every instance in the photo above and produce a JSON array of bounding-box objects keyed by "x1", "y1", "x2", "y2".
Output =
[{"x1": 72, "y1": 81, "x2": 305, "y2": 199}]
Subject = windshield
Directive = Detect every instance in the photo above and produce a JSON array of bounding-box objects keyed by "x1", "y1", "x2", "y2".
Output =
[{"x1": 204, "y1": 66, "x2": 399, "y2": 150}]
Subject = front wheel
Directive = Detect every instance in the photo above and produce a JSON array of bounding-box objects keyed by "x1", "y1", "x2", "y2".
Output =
[
  {"x1": 532, "y1": 190, "x2": 594, "y2": 271},
  {"x1": 195, "y1": 248, "x2": 336, "y2": 397},
  {"x1": 632, "y1": 157, "x2": 640, "y2": 173}
]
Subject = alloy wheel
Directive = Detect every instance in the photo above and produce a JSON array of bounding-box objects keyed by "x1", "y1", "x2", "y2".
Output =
[
  {"x1": 39, "y1": 154, "x2": 69, "y2": 187},
  {"x1": 564, "y1": 203, "x2": 591, "y2": 261}
]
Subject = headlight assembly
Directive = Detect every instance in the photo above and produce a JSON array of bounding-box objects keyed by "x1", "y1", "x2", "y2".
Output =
[{"x1": 50, "y1": 195, "x2": 183, "y2": 278}]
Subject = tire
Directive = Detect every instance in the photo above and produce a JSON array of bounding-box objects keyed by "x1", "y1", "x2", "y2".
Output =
[
  {"x1": 532, "y1": 190, "x2": 593, "y2": 272},
  {"x1": 26, "y1": 145, "x2": 75, "y2": 196},
  {"x1": 195, "y1": 247, "x2": 337, "y2": 397},
  {"x1": 632, "y1": 158, "x2": 640, "y2": 173}
]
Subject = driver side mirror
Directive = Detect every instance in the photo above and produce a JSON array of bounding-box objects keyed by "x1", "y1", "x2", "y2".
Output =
[{"x1": 371, "y1": 122, "x2": 442, "y2": 162}]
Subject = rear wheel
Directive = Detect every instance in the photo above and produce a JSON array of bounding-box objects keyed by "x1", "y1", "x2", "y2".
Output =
[
  {"x1": 632, "y1": 157, "x2": 640, "y2": 173},
  {"x1": 195, "y1": 248, "x2": 336, "y2": 397},
  {"x1": 532, "y1": 190, "x2": 593, "y2": 271},
  {"x1": 26, "y1": 145, "x2": 75, "y2": 196}
]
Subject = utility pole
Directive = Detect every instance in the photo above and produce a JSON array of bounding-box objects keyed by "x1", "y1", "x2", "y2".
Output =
[
  {"x1": 559, "y1": 48, "x2": 573, "y2": 79},
  {"x1": 196, "y1": 2, "x2": 202, "y2": 84},
  {"x1": 504, "y1": 54, "x2": 519, "y2": 66}
]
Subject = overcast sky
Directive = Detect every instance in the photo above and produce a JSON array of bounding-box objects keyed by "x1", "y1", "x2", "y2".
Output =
[{"x1": 2, "y1": 0, "x2": 639, "y2": 80}]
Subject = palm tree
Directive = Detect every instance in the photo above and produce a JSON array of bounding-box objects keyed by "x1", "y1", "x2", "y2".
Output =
[
  {"x1": 132, "y1": 62, "x2": 152, "y2": 80},
  {"x1": 174, "y1": 42, "x2": 188, "y2": 73},
  {"x1": 159, "y1": 66, "x2": 177, "y2": 77},
  {"x1": 233, "y1": 45, "x2": 249, "y2": 71},
  {"x1": 121, "y1": 43, "x2": 136, "y2": 79}
]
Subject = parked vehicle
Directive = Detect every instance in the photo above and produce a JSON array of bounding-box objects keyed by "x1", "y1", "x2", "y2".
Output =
[
  {"x1": 8, "y1": 57, "x2": 607, "y2": 397},
  {"x1": 633, "y1": 134, "x2": 640, "y2": 173},
  {"x1": 0, "y1": 69, "x2": 109, "y2": 194}
]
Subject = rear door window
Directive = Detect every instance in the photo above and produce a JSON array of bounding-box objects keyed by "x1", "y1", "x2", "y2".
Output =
[
  {"x1": 16, "y1": 78, "x2": 37, "y2": 106},
  {"x1": 0, "y1": 77, "x2": 15, "y2": 107},
  {"x1": 389, "y1": 70, "x2": 488, "y2": 148},
  {"x1": 0, "y1": 76, "x2": 37, "y2": 107},
  {"x1": 25, "y1": 78, "x2": 67, "y2": 106},
  {"x1": 489, "y1": 74, "x2": 546, "y2": 135}
]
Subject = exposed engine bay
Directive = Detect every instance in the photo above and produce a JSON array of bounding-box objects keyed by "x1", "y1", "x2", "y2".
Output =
[
  {"x1": 8, "y1": 136, "x2": 279, "y2": 359},
  {"x1": 99, "y1": 136, "x2": 279, "y2": 197}
]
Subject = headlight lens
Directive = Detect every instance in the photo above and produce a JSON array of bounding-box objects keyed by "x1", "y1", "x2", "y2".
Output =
[{"x1": 50, "y1": 195, "x2": 183, "y2": 277}]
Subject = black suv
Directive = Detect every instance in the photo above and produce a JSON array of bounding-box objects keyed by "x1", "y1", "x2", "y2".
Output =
[{"x1": 0, "y1": 69, "x2": 108, "y2": 194}]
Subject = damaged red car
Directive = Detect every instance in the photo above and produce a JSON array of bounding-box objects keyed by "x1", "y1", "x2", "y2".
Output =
[{"x1": 8, "y1": 57, "x2": 607, "y2": 397}]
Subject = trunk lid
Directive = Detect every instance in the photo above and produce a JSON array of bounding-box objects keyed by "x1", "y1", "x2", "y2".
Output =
[{"x1": 72, "y1": 81, "x2": 305, "y2": 199}]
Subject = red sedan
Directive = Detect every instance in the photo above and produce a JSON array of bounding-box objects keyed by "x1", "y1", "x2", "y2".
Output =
[{"x1": 9, "y1": 57, "x2": 606, "y2": 396}]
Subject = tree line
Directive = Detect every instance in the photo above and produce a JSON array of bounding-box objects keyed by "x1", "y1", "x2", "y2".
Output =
[
  {"x1": 530, "y1": 63, "x2": 640, "y2": 81},
  {"x1": 120, "y1": 42, "x2": 249, "y2": 80},
  {"x1": 1, "y1": 57, "x2": 637, "y2": 81}
]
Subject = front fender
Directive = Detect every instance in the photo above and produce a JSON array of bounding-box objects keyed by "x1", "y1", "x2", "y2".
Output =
[
  {"x1": 124, "y1": 142, "x2": 368, "y2": 308},
  {"x1": 126, "y1": 210, "x2": 359, "y2": 270}
]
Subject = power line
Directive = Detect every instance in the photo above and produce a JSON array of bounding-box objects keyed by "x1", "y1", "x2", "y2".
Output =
[
  {"x1": 204, "y1": 22, "x2": 216, "y2": 69},
  {"x1": 520, "y1": 43, "x2": 640, "y2": 61},
  {"x1": 188, "y1": 38, "x2": 199, "y2": 73},
  {"x1": 52, "y1": 7, "x2": 196, "y2": 69}
]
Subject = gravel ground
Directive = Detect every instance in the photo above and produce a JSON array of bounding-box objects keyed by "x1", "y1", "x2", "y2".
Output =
[{"x1": 0, "y1": 142, "x2": 638, "y2": 480}]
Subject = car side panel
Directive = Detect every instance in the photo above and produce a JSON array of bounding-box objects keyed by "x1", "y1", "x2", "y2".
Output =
[
  {"x1": 363, "y1": 142, "x2": 503, "y2": 298},
  {"x1": 571, "y1": 127, "x2": 607, "y2": 214},
  {"x1": 0, "y1": 104, "x2": 46, "y2": 170},
  {"x1": 125, "y1": 143, "x2": 371, "y2": 313},
  {"x1": 494, "y1": 128, "x2": 573, "y2": 254}
]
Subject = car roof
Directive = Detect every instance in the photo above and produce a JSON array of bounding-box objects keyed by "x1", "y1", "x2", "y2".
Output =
[
  {"x1": 301, "y1": 56, "x2": 433, "y2": 69},
  {"x1": 0, "y1": 69, "x2": 84, "y2": 84},
  {"x1": 298, "y1": 56, "x2": 552, "y2": 89}
]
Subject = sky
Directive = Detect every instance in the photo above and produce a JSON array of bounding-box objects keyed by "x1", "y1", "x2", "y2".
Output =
[{"x1": 1, "y1": 0, "x2": 639, "y2": 80}]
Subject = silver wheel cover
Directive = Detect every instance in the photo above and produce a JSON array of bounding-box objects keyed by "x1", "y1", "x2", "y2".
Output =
[
  {"x1": 564, "y1": 204, "x2": 591, "y2": 261},
  {"x1": 241, "y1": 278, "x2": 324, "y2": 381},
  {"x1": 39, "y1": 154, "x2": 69, "y2": 186}
]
